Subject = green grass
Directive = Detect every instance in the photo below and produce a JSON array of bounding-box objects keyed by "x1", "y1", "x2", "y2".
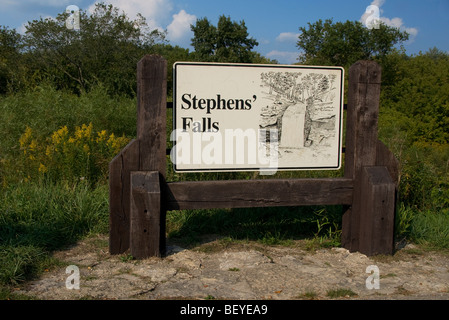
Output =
[
  {"x1": 410, "y1": 210, "x2": 449, "y2": 249},
  {"x1": 166, "y1": 205, "x2": 343, "y2": 247},
  {"x1": 0, "y1": 180, "x2": 109, "y2": 293},
  {"x1": 326, "y1": 288, "x2": 357, "y2": 299}
]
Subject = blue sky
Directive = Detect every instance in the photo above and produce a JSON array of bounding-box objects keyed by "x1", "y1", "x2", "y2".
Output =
[{"x1": 1, "y1": 0, "x2": 448, "y2": 64}]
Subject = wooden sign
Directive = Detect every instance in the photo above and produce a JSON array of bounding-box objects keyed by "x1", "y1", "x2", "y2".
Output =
[
  {"x1": 109, "y1": 55, "x2": 398, "y2": 258},
  {"x1": 172, "y1": 62, "x2": 344, "y2": 172}
]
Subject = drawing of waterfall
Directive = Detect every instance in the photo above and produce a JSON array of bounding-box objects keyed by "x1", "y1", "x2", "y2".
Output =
[{"x1": 258, "y1": 70, "x2": 340, "y2": 168}]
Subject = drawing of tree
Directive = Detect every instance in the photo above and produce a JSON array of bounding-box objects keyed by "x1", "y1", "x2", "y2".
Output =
[{"x1": 261, "y1": 71, "x2": 301, "y2": 99}]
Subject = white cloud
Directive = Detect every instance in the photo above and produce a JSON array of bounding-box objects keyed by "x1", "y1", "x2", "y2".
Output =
[
  {"x1": 266, "y1": 50, "x2": 298, "y2": 65},
  {"x1": 87, "y1": 0, "x2": 198, "y2": 46},
  {"x1": 166, "y1": 9, "x2": 196, "y2": 42},
  {"x1": 88, "y1": 0, "x2": 173, "y2": 30},
  {"x1": 380, "y1": 16, "x2": 418, "y2": 37},
  {"x1": 276, "y1": 32, "x2": 300, "y2": 43},
  {"x1": 360, "y1": 0, "x2": 418, "y2": 41}
]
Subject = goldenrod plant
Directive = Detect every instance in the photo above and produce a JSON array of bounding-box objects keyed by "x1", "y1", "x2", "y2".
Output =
[{"x1": 18, "y1": 123, "x2": 129, "y2": 184}]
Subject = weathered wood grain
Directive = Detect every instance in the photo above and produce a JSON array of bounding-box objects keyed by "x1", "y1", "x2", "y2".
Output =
[
  {"x1": 164, "y1": 178, "x2": 353, "y2": 210},
  {"x1": 137, "y1": 55, "x2": 167, "y2": 177},
  {"x1": 130, "y1": 171, "x2": 162, "y2": 258},
  {"x1": 358, "y1": 166, "x2": 396, "y2": 256},
  {"x1": 109, "y1": 139, "x2": 139, "y2": 254},
  {"x1": 342, "y1": 60, "x2": 382, "y2": 253}
]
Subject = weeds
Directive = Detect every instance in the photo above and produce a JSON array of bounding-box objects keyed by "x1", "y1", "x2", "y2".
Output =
[
  {"x1": 17, "y1": 123, "x2": 129, "y2": 185},
  {"x1": 326, "y1": 288, "x2": 357, "y2": 299}
]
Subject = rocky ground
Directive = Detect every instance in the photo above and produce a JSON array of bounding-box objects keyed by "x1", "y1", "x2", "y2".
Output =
[{"x1": 16, "y1": 234, "x2": 449, "y2": 300}]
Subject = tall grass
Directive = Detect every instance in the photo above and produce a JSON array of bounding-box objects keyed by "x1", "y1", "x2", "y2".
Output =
[
  {"x1": 0, "y1": 181, "x2": 109, "y2": 286},
  {"x1": 410, "y1": 210, "x2": 449, "y2": 249},
  {"x1": 0, "y1": 83, "x2": 136, "y2": 160}
]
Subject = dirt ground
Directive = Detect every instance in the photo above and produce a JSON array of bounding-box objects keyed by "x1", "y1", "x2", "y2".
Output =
[{"x1": 16, "y1": 234, "x2": 449, "y2": 300}]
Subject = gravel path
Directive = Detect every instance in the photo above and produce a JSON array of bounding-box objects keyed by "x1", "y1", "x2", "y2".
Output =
[{"x1": 17, "y1": 235, "x2": 449, "y2": 300}]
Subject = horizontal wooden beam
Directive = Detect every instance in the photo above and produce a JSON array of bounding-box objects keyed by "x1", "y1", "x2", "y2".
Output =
[{"x1": 163, "y1": 178, "x2": 353, "y2": 210}]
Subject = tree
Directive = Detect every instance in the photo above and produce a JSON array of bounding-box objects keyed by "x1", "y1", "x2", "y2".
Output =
[
  {"x1": 23, "y1": 2, "x2": 166, "y2": 96},
  {"x1": 297, "y1": 19, "x2": 409, "y2": 67},
  {"x1": 0, "y1": 26, "x2": 25, "y2": 93},
  {"x1": 380, "y1": 48, "x2": 449, "y2": 144},
  {"x1": 190, "y1": 15, "x2": 259, "y2": 63}
]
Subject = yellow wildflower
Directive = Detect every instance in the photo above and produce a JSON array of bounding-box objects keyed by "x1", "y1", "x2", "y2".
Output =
[
  {"x1": 19, "y1": 127, "x2": 33, "y2": 149},
  {"x1": 52, "y1": 126, "x2": 68, "y2": 145},
  {"x1": 38, "y1": 163, "x2": 48, "y2": 173},
  {"x1": 83, "y1": 123, "x2": 93, "y2": 140},
  {"x1": 28, "y1": 139, "x2": 37, "y2": 153},
  {"x1": 96, "y1": 130, "x2": 108, "y2": 143},
  {"x1": 74, "y1": 125, "x2": 83, "y2": 140}
]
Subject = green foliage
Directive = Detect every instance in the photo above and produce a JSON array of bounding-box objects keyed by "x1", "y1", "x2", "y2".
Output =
[
  {"x1": 395, "y1": 204, "x2": 415, "y2": 240},
  {"x1": 18, "y1": 123, "x2": 130, "y2": 185},
  {"x1": 297, "y1": 19, "x2": 409, "y2": 68},
  {"x1": 0, "y1": 84, "x2": 136, "y2": 186},
  {"x1": 190, "y1": 15, "x2": 262, "y2": 63},
  {"x1": 0, "y1": 26, "x2": 30, "y2": 94},
  {"x1": 378, "y1": 49, "x2": 449, "y2": 210},
  {"x1": 19, "y1": 2, "x2": 166, "y2": 96},
  {"x1": 410, "y1": 210, "x2": 449, "y2": 249},
  {"x1": 380, "y1": 49, "x2": 449, "y2": 144}
]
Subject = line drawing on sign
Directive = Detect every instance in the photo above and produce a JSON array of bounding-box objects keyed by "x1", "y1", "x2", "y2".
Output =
[
  {"x1": 258, "y1": 70, "x2": 339, "y2": 168},
  {"x1": 173, "y1": 62, "x2": 343, "y2": 171}
]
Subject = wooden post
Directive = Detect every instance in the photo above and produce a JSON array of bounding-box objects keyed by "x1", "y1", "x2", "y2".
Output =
[
  {"x1": 130, "y1": 171, "x2": 162, "y2": 258},
  {"x1": 358, "y1": 166, "x2": 396, "y2": 255},
  {"x1": 109, "y1": 55, "x2": 167, "y2": 256},
  {"x1": 136, "y1": 55, "x2": 167, "y2": 257},
  {"x1": 137, "y1": 55, "x2": 167, "y2": 177},
  {"x1": 342, "y1": 60, "x2": 383, "y2": 253}
]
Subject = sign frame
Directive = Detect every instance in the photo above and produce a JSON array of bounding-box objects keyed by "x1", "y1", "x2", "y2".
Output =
[{"x1": 172, "y1": 62, "x2": 345, "y2": 173}]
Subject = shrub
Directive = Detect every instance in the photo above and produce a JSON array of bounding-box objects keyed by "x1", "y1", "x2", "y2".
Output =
[{"x1": 18, "y1": 123, "x2": 129, "y2": 184}]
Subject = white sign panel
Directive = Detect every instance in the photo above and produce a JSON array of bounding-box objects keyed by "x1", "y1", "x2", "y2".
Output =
[{"x1": 172, "y1": 62, "x2": 344, "y2": 173}]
